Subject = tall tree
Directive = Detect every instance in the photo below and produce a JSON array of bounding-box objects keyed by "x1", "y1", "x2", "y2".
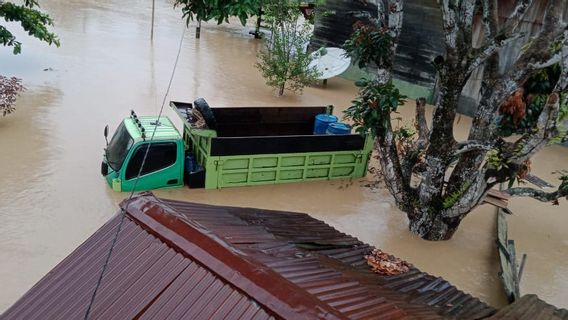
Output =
[
  {"x1": 255, "y1": 0, "x2": 320, "y2": 96},
  {"x1": 344, "y1": 0, "x2": 568, "y2": 240}
]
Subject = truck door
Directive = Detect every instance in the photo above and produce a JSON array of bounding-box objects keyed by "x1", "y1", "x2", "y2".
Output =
[{"x1": 120, "y1": 141, "x2": 183, "y2": 191}]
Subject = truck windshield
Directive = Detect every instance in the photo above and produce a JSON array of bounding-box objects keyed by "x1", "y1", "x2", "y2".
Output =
[{"x1": 106, "y1": 122, "x2": 134, "y2": 171}]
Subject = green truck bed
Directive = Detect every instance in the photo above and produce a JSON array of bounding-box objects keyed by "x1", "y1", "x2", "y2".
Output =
[{"x1": 171, "y1": 101, "x2": 373, "y2": 189}]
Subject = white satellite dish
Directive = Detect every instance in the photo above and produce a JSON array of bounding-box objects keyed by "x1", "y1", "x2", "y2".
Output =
[{"x1": 309, "y1": 47, "x2": 351, "y2": 80}]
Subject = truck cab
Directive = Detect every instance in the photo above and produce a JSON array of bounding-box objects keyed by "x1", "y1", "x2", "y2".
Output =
[{"x1": 101, "y1": 111, "x2": 184, "y2": 192}]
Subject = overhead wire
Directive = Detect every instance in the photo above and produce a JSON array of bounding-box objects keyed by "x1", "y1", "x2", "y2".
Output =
[{"x1": 83, "y1": 25, "x2": 186, "y2": 320}]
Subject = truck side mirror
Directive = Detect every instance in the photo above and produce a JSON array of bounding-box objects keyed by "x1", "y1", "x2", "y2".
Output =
[{"x1": 104, "y1": 125, "x2": 109, "y2": 145}]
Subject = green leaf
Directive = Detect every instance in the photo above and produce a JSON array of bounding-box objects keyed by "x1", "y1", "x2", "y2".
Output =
[
  {"x1": 354, "y1": 79, "x2": 368, "y2": 87},
  {"x1": 0, "y1": 2, "x2": 59, "y2": 54}
]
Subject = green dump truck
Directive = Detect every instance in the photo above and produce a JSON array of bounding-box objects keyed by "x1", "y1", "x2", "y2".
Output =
[{"x1": 101, "y1": 99, "x2": 373, "y2": 192}]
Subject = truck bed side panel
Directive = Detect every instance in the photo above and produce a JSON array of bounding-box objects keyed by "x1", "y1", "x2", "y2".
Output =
[{"x1": 210, "y1": 135, "x2": 366, "y2": 156}]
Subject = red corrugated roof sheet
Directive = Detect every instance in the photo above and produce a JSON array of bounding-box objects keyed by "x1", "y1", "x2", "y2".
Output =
[
  {"x1": 488, "y1": 294, "x2": 568, "y2": 320},
  {"x1": 1, "y1": 193, "x2": 497, "y2": 320}
]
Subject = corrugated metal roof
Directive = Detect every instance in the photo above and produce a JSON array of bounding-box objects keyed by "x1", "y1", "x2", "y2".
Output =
[
  {"x1": 1, "y1": 193, "x2": 497, "y2": 319},
  {"x1": 158, "y1": 198, "x2": 496, "y2": 319},
  {"x1": 0, "y1": 210, "x2": 275, "y2": 320},
  {"x1": 488, "y1": 294, "x2": 568, "y2": 320}
]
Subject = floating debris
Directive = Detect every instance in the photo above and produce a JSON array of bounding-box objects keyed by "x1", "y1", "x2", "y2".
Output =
[
  {"x1": 526, "y1": 174, "x2": 554, "y2": 189},
  {"x1": 366, "y1": 248, "x2": 412, "y2": 275}
]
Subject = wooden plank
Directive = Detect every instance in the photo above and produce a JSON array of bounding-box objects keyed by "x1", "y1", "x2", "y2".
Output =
[
  {"x1": 526, "y1": 173, "x2": 554, "y2": 189},
  {"x1": 483, "y1": 188, "x2": 510, "y2": 209},
  {"x1": 497, "y1": 210, "x2": 522, "y2": 303},
  {"x1": 497, "y1": 211, "x2": 514, "y2": 302},
  {"x1": 487, "y1": 189, "x2": 511, "y2": 200},
  {"x1": 497, "y1": 210, "x2": 508, "y2": 244},
  {"x1": 484, "y1": 196, "x2": 509, "y2": 209},
  {"x1": 507, "y1": 239, "x2": 521, "y2": 300}
]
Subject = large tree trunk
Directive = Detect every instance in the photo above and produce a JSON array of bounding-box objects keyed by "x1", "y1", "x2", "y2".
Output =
[
  {"x1": 350, "y1": 0, "x2": 568, "y2": 241},
  {"x1": 401, "y1": 0, "x2": 567, "y2": 241},
  {"x1": 408, "y1": 209, "x2": 461, "y2": 241}
]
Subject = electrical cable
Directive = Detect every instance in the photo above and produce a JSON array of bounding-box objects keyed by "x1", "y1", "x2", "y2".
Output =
[{"x1": 83, "y1": 25, "x2": 186, "y2": 320}]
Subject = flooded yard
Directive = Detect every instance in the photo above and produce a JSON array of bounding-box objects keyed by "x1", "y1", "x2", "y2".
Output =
[{"x1": 1, "y1": 0, "x2": 567, "y2": 313}]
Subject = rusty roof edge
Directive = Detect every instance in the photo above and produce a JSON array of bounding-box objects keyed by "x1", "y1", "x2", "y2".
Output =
[{"x1": 122, "y1": 193, "x2": 347, "y2": 320}]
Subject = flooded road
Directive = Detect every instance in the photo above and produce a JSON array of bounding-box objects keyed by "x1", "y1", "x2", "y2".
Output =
[{"x1": 1, "y1": 0, "x2": 568, "y2": 312}]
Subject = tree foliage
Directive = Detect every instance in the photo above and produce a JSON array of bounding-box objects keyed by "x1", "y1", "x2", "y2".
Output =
[
  {"x1": 343, "y1": 0, "x2": 568, "y2": 240},
  {"x1": 0, "y1": 75, "x2": 24, "y2": 116},
  {"x1": 498, "y1": 65, "x2": 568, "y2": 138},
  {"x1": 174, "y1": 0, "x2": 260, "y2": 30},
  {"x1": 1, "y1": 0, "x2": 58, "y2": 116},
  {"x1": 255, "y1": 0, "x2": 320, "y2": 96},
  {"x1": 344, "y1": 79, "x2": 405, "y2": 137},
  {"x1": 343, "y1": 22, "x2": 394, "y2": 69},
  {"x1": 0, "y1": 0, "x2": 59, "y2": 54}
]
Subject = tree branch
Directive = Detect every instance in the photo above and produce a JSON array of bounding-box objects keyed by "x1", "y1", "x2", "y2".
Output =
[
  {"x1": 481, "y1": 0, "x2": 498, "y2": 40},
  {"x1": 414, "y1": 97, "x2": 429, "y2": 147},
  {"x1": 466, "y1": 33, "x2": 525, "y2": 76},
  {"x1": 457, "y1": 0, "x2": 477, "y2": 51},
  {"x1": 510, "y1": 97, "x2": 559, "y2": 167},
  {"x1": 526, "y1": 51, "x2": 563, "y2": 70},
  {"x1": 375, "y1": 135, "x2": 411, "y2": 208},
  {"x1": 553, "y1": 30, "x2": 568, "y2": 91},
  {"x1": 469, "y1": 0, "x2": 566, "y2": 144},
  {"x1": 504, "y1": 0, "x2": 534, "y2": 34},
  {"x1": 439, "y1": 0, "x2": 460, "y2": 52},
  {"x1": 387, "y1": 0, "x2": 403, "y2": 49},
  {"x1": 506, "y1": 187, "x2": 568, "y2": 202},
  {"x1": 453, "y1": 141, "x2": 494, "y2": 156},
  {"x1": 466, "y1": 0, "x2": 534, "y2": 77},
  {"x1": 442, "y1": 168, "x2": 490, "y2": 218}
]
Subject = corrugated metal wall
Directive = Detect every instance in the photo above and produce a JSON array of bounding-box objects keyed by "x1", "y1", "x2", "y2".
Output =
[
  {"x1": 460, "y1": 0, "x2": 568, "y2": 115},
  {"x1": 311, "y1": 0, "x2": 444, "y2": 98},
  {"x1": 393, "y1": 0, "x2": 444, "y2": 87},
  {"x1": 311, "y1": 0, "x2": 378, "y2": 50},
  {"x1": 312, "y1": 0, "x2": 567, "y2": 116}
]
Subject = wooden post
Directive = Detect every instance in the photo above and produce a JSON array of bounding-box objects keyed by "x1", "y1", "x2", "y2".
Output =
[
  {"x1": 254, "y1": 7, "x2": 262, "y2": 39},
  {"x1": 196, "y1": 20, "x2": 201, "y2": 39},
  {"x1": 518, "y1": 254, "x2": 527, "y2": 282},
  {"x1": 497, "y1": 209, "x2": 527, "y2": 304},
  {"x1": 150, "y1": 0, "x2": 155, "y2": 40},
  {"x1": 249, "y1": 6, "x2": 263, "y2": 39}
]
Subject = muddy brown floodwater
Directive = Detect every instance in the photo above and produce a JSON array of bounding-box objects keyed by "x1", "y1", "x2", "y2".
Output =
[{"x1": 1, "y1": 0, "x2": 567, "y2": 313}]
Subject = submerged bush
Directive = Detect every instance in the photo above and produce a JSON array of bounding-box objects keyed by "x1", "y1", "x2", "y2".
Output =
[{"x1": 0, "y1": 75, "x2": 24, "y2": 116}]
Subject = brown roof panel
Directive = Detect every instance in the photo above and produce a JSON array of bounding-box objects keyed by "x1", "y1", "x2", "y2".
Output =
[
  {"x1": 488, "y1": 294, "x2": 568, "y2": 320},
  {"x1": 152, "y1": 195, "x2": 496, "y2": 319},
  {"x1": 0, "y1": 214, "x2": 278, "y2": 320},
  {"x1": 171, "y1": 200, "x2": 494, "y2": 319},
  {"x1": 2, "y1": 193, "x2": 498, "y2": 320}
]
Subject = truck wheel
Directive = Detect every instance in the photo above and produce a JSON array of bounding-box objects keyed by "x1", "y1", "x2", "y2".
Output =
[{"x1": 193, "y1": 98, "x2": 217, "y2": 130}]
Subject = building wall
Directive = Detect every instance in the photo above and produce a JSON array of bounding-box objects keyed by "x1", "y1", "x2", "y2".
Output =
[
  {"x1": 311, "y1": 0, "x2": 444, "y2": 102},
  {"x1": 460, "y1": 0, "x2": 568, "y2": 115},
  {"x1": 312, "y1": 0, "x2": 567, "y2": 114}
]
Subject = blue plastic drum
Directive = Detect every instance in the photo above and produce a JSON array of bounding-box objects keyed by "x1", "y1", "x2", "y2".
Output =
[
  {"x1": 326, "y1": 122, "x2": 352, "y2": 135},
  {"x1": 313, "y1": 114, "x2": 338, "y2": 134}
]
